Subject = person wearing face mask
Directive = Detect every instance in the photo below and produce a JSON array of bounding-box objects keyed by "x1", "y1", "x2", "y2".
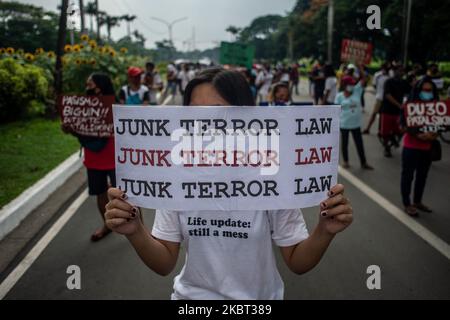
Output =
[
  {"x1": 334, "y1": 64, "x2": 374, "y2": 170},
  {"x1": 62, "y1": 73, "x2": 117, "y2": 241},
  {"x1": 103, "y1": 67, "x2": 354, "y2": 300},
  {"x1": 400, "y1": 77, "x2": 439, "y2": 216},
  {"x1": 379, "y1": 65, "x2": 410, "y2": 157}
]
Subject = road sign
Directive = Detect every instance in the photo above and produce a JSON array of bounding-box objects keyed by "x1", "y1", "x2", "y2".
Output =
[{"x1": 219, "y1": 41, "x2": 255, "y2": 69}]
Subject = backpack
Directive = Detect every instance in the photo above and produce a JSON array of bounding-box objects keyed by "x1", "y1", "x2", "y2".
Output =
[
  {"x1": 77, "y1": 135, "x2": 109, "y2": 153},
  {"x1": 124, "y1": 86, "x2": 143, "y2": 105}
]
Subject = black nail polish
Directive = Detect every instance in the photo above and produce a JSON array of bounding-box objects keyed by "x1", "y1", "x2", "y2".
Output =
[
  {"x1": 321, "y1": 211, "x2": 327, "y2": 217},
  {"x1": 130, "y1": 212, "x2": 136, "y2": 218},
  {"x1": 321, "y1": 202, "x2": 327, "y2": 209},
  {"x1": 121, "y1": 193, "x2": 128, "y2": 199},
  {"x1": 132, "y1": 207, "x2": 137, "y2": 213}
]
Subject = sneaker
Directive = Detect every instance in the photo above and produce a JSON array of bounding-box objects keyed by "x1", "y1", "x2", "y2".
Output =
[
  {"x1": 414, "y1": 203, "x2": 433, "y2": 213},
  {"x1": 404, "y1": 205, "x2": 418, "y2": 217}
]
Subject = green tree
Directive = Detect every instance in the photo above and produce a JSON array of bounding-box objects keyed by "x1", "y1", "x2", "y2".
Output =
[{"x1": 0, "y1": 2, "x2": 59, "y2": 52}]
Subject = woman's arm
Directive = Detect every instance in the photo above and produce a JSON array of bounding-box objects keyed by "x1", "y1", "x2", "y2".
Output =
[
  {"x1": 280, "y1": 184, "x2": 353, "y2": 274},
  {"x1": 105, "y1": 188, "x2": 180, "y2": 276},
  {"x1": 357, "y1": 63, "x2": 367, "y2": 87}
]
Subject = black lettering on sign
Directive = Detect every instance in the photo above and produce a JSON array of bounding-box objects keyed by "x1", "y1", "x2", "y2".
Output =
[
  {"x1": 181, "y1": 180, "x2": 279, "y2": 199},
  {"x1": 295, "y1": 118, "x2": 332, "y2": 135},
  {"x1": 115, "y1": 119, "x2": 170, "y2": 136},
  {"x1": 294, "y1": 175, "x2": 332, "y2": 194},
  {"x1": 120, "y1": 178, "x2": 173, "y2": 198}
]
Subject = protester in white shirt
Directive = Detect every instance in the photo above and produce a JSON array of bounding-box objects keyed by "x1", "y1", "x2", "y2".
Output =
[
  {"x1": 256, "y1": 64, "x2": 273, "y2": 103},
  {"x1": 323, "y1": 64, "x2": 337, "y2": 105},
  {"x1": 142, "y1": 62, "x2": 163, "y2": 105},
  {"x1": 363, "y1": 63, "x2": 390, "y2": 134},
  {"x1": 105, "y1": 67, "x2": 354, "y2": 300},
  {"x1": 177, "y1": 64, "x2": 195, "y2": 94}
]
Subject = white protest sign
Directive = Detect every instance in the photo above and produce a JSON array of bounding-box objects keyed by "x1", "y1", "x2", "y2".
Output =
[{"x1": 113, "y1": 105, "x2": 340, "y2": 211}]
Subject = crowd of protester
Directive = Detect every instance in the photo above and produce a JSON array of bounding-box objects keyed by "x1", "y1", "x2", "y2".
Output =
[{"x1": 61, "y1": 58, "x2": 447, "y2": 243}]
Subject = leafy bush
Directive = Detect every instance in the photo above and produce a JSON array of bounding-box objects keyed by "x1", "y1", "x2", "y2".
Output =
[{"x1": 0, "y1": 57, "x2": 48, "y2": 122}]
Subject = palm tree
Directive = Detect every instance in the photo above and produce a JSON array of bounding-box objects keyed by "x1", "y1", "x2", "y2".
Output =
[
  {"x1": 97, "y1": 10, "x2": 107, "y2": 39},
  {"x1": 226, "y1": 25, "x2": 241, "y2": 41},
  {"x1": 101, "y1": 14, "x2": 120, "y2": 42},
  {"x1": 84, "y1": 1, "x2": 97, "y2": 33},
  {"x1": 121, "y1": 14, "x2": 137, "y2": 37},
  {"x1": 132, "y1": 30, "x2": 146, "y2": 46}
]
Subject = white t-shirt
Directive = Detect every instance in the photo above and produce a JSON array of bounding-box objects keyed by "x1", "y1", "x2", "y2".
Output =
[
  {"x1": 178, "y1": 70, "x2": 195, "y2": 91},
  {"x1": 373, "y1": 71, "x2": 389, "y2": 101},
  {"x1": 280, "y1": 72, "x2": 290, "y2": 83},
  {"x1": 256, "y1": 70, "x2": 273, "y2": 100},
  {"x1": 152, "y1": 209, "x2": 309, "y2": 300},
  {"x1": 119, "y1": 85, "x2": 149, "y2": 104},
  {"x1": 324, "y1": 76, "x2": 337, "y2": 103}
]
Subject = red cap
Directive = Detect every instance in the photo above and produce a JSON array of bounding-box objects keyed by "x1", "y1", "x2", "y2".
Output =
[
  {"x1": 342, "y1": 75, "x2": 356, "y2": 86},
  {"x1": 128, "y1": 66, "x2": 142, "y2": 77}
]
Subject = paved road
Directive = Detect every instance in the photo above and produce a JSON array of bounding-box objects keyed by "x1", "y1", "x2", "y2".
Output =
[{"x1": 2, "y1": 81, "x2": 450, "y2": 299}]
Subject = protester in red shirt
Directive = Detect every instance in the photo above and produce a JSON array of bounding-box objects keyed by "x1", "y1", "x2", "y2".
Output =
[
  {"x1": 400, "y1": 77, "x2": 439, "y2": 216},
  {"x1": 62, "y1": 73, "x2": 116, "y2": 241}
]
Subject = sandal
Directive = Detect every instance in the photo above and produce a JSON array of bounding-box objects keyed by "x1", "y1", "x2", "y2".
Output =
[
  {"x1": 414, "y1": 203, "x2": 432, "y2": 213},
  {"x1": 91, "y1": 226, "x2": 112, "y2": 242},
  {"x1": 404, "y1": 205, "x2": 418, "y2": 217}
]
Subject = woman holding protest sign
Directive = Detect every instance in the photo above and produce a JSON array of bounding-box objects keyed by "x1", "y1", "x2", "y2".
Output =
[
  {"x1": 400, "y1": 77, "x2": 439, "y2": 216},
  {"x1": 104, "y1": 67, "x2": 354, "y2": 300},
  {"x1": 334, "y1": 64, "x2": 374, "y2": 170},
  {"x1": 62, "y1": 73, "x2": 117, "y2": 242}
]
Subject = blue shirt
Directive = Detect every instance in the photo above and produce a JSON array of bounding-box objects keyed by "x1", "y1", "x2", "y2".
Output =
[{"x1": 334, "y1": 83, "x2": 363, "y2": 129}]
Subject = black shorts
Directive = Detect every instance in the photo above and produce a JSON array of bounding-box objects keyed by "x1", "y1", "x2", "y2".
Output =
[{"x1": 87, "y1": 169, "x2": 116, "y2": 195}]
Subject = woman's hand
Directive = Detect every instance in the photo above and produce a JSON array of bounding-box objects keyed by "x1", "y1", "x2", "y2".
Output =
[
  {"x1": 317, "y1": 184, "x2": 353, "y2": 235},
  {"x1": 417, "y1": 132, "x2": 438, "y2": 141},
  {"x1": 105, "y1": 188, "x2": 143, "y2": 236}
]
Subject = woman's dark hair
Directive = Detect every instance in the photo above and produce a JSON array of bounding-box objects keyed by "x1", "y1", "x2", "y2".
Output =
[
  {"x1": 408, "y1": 76, "x2": 438, "y2": 101},
  {"x1": 183, "y1": 67, "x2": 255, "y2": 106},
  {"x1": 323, "y1": 64, "x2": 336, "y2": 78},
  {"x1": 89, "y1": 73, "x2": 115, "y2": 95}
]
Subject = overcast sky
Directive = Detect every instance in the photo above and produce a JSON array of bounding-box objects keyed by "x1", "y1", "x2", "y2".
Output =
[{"x1": 17, "y1": 0, "x2": 296, "y2": 50}]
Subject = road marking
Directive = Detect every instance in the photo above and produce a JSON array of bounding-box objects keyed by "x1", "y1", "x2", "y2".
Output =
[
  {"x1": 339, "y1": 166, "x2": 450, "y2": 260},
  {"x1": 0, "y1": 189, "x2": 88, "y2": 300}
]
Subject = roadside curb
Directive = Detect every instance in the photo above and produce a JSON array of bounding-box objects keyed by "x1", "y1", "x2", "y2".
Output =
[{"x1": 0, "y1": 151, "x2": 83, "y2": 241}]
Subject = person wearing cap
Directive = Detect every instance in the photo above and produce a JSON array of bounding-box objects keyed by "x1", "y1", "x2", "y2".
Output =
[
  {"x1": 334, "y1": 64, "x2": 374, "y2": 170},
  {"x1": 119, "y1": 67, "x2": 150, "y2": 105}
]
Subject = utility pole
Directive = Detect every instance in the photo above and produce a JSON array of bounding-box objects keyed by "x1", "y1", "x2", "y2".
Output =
[
  {"x1": 402, "y1": 0, "x2": 412, "y2": 66},
  {"x1": 79, "y1": 0, "x2": 85, "y2": 33},
  {"x1": 150, "y1": 16, "x2": 188, "y2": 44},
  {"x1": 54, "y1": 0, "x2": 69, "y2": 103},
  {"x1": 95, "y1": 0, "x2": 100, "y2": 40},
  {"x1": 327, "y1": 0, "x2": 334, "y2": 64}
]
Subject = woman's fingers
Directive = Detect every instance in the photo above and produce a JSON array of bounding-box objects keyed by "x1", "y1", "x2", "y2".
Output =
[
  {"x1": 107, "y1": 187, "x2": 127, "y2": 201},
  {"x1": 328, "y1": 184, "x2": 344, "y2": 197},
  {"x1": 106, "y1": 218, "x2": 129, "y2": 229},
  {"x1": 105, "y1": 208, "x2": 136, "y2": 220},
  {"x1": 320, "y1": 194, "x2": 349, "y2": 210},
  {"x1": 321, "y1": 204, "x2": 353, "y2": 218},
  {"x1": 105, "y1": 198, "x2": 135, "y2": 212},
  {"x1": 334, "y1": 213, "x2": 353, "y2": 223}
]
